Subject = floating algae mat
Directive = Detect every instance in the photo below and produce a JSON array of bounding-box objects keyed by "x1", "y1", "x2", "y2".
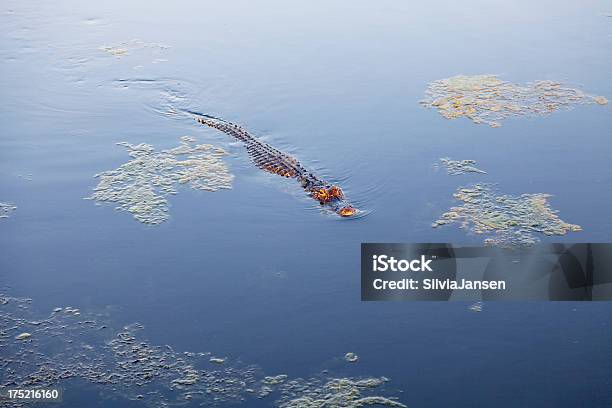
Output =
[
  {"x1": 432, "y1": 184, "x2": 582, "y2": 246},
  {"x1": 0, "y1": 202, "x2": 17, "y2": 219},
  {"x1": 436, "y1": 158, "x2": 486, "y2": 175},
  {"x1": 86, "y1": 136, "x2": 233, "y2": 224},
  {"x1": 0, "y1": 293, "x2": 256, "y2": 407},
  {"x1": 421, "y1": 75, "x2": 608, "y2": 127},
  {"x1": 0, "y1": 291, "x2": 406, "y2": 407},
  {"x1": 276, "y1": 377, "x2": 406, "y2": 408}
]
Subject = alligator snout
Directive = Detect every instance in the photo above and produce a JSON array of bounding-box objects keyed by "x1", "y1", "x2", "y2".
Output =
[{"x1": 337, "y1": 206, "x2": 357, "y2": 217}]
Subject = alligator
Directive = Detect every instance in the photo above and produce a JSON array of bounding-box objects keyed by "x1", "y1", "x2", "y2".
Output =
[{"x1": 189, "y1": 112, "x2": 357, "y2": 217}]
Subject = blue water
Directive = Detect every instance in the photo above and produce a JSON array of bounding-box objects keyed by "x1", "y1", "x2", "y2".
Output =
[{"x1": 1, "y1": 1, "x2": 612, "y2": 406}]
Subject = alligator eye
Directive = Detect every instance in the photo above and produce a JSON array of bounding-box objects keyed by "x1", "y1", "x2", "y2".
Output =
[{"x1": 329, "y1": 186, "x2": 344, "y2": 199}]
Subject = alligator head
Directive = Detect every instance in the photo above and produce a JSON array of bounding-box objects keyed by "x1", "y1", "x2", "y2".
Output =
[{"x1": 310, "y1": 185, "x2": 357, "y2": 217}]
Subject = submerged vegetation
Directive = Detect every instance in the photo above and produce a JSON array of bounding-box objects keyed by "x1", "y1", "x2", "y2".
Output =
[
  {"x1": 86, "y1": 136, "x2": 233, "y2": 224},
  {"x1": 421, "y1": 74, "x2": 608, "y2": 127},
  {"x1": 0, "y1": 292, "x2": 406, "y2": 408},
  {"x1": 99, "y1": 39, "x2": 170, "y2": 58},
  {"x1": 432, "y1": 183, "x2": 581, "y2": 246},
  {"x1": 437, "y1": 158, "x2": 486, "y2": 175}
]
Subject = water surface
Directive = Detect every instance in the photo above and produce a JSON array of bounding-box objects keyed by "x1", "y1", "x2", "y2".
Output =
[{"x1": 1, "y1": 1, "x2": 611, "y2": 407}]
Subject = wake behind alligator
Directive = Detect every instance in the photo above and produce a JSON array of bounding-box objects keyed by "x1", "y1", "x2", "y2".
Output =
[{"x1": 188, "y1": 111, "x2": 357, "y2": 217}]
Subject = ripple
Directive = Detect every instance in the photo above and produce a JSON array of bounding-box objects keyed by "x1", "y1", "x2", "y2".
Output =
[{"x1": 0, "y1": 202, "x2": 17, "y2": 220}]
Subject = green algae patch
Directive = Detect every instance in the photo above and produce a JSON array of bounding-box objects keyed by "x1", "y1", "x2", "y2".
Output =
[
  {"x1": 0, "y1": 202, "x2": 17, "y2": 220},
  {"x1": 277, "y1": 377, "x2": 406, "y2": 408},
  {"x1": 86, "y1": 136, "x2": 233, "y2": 225},
  {"x1": 421, "y1": 75, "x2": 608, "y2": 127},
  {"x1": 437, "y1": 158, "x2": 486, "y2": 175},
  {"x1": 433, "y1": 184, "x2": 581, "y2": 246}
]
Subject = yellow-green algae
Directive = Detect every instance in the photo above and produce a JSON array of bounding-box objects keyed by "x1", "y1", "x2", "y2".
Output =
[
  {"x1": 433, "y1": 183, "x2": 581, "y2": 246},
  {"x1": 0, "y1": 202, "x2": 17, "y2": 219},
  {"x1": 86, "y1": 136, "x2": 233, "y2": 224},
  {"x1": 421, "y1": 74, "x2": 608, "y2": 127},
  {"x1": 1, "y1": 291, "x2": 406, "y2": 408},
  {"x1": 437, "y1": 157, "x2": 486, "y2": 175}
]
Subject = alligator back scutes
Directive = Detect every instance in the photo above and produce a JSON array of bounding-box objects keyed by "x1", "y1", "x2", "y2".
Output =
[{"x1": 192, "y1": 113, "x2": 357, "y2": 217}]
